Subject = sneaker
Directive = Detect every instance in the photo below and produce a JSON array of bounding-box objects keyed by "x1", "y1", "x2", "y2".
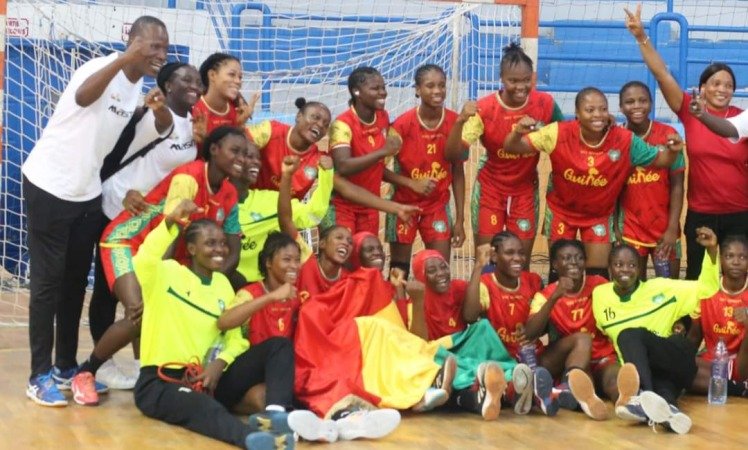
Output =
[
  {"x1": 553, "y1": 383, "x2": 579, "y2": 411},
  {"x1": 511, "y1": 363, "x2": 534, "y2": 415},
  {"x1": 615, "y1": 395, "x2": 648, "y2": 423},
  {"x1": 334, "y1": 409, "x2": 401, "y2": 441},
  {"x1": 639, "y1": 391, "x2": 692, "y2": 434},
  {"x1": 71, "y1": 371, "x2": 99, "y2": 406},
  {"x1": 433, "y1": 355, "x2": 456, "y2": 398},
  {"x1": 245, "y1": 431, "x2": 295, "y2": 450},
  {"x1": 286, "y1": 410, "x2": 338, "y2": 443},
  {"x1": 567, "y1": 369, "x2": 608, "y2": 420},
  {"x1": 249, "y1": 411, "x2": 292, "y2": 435},
  {"x1": 26, "y1": 371, "x2": 68, "y2": 407},
  {"x1": 412, "y1": 387, "x2": 448, "y2": 412},
  {"x1": 95, "y1": 359, "x2": 137, "y2": 390},
  {"x1": 615, "y1": 362, "x2": 640, "y2": 409},
  {"x1": 476, "y1": 362, "x2": 507, "y2": 421},
  {"x1": 533, "y1": 367, "x2": 559, "y2": 416},
  {"x1": 53, "y1": 366, "x2": 109, "y2": 394}
]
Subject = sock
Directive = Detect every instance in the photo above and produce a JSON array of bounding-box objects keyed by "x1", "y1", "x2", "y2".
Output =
[
  {"x1": 78, "y1": 354, "x2": 107, "y2": 376},
  {"x1": 585, "y1": 267, "x2": 609, "y2": 280},
  {"x1": 453, "y1": 388, "x2": 480, "y2": 414},
  {"x1": 265, "y1": 404, "x2": 285, "y2": 413},
  {"x1": 726, "y1": 380, "x2": 748, "y2": 397}
]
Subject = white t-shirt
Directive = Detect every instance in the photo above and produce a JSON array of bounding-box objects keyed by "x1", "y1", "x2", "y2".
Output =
[
  {"x1": 102, "y1": 111, "x2": 197, "y2": 219},
  {"x1": 22, "y1": 52, "x2": 144, "y2": 202},
  {"x1": 727, "y1": 109, "x2": 748, "y2": 142}
]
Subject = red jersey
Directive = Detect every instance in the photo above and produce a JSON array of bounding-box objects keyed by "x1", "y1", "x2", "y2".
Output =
[
  {"x1": 297, "y1": 254, "x2": 349, "y2": 303},
  {"x1": 246, "y1": 120, "x2": 325, "y2": 199},
  {"x1": 479, "y1": 271, "x2": 543, "y2": 358},
  {"x1": 424, "y1": 279, "x2": 468, "y2": 340},
  {"x1": 389, "y1": 107, "x2": 458, "y2": 211},
  {"x1": 103, "y1": 160, "x2": 239, "y2": 263},
  {"x1": 191, "y1": 97, "x2": 239, "y2": 153},
  {"x1": 677, "y1": 92, "x2": 748, "y2": 214},
  {"x1": 692, "y1": 285, "x2": 748, "y2": 361},
  {"x1": 530, "y1": 275, "x2": 614, "y2": 360},
  {"x1": 329, "y1": 107, "x2": 390, "y2": 196},
  {"x1": 620, "y1": 121, "x2": 685, "y2": 245},
  {"x1": 462, "y1": 91, "x2": 558, "y2": 196},
  {"x1": 526, "y1": 121, "x2": 660, "y2": 221},
  {"x1": 238, "y1": 282, "x2": 300, "y2": 345}
]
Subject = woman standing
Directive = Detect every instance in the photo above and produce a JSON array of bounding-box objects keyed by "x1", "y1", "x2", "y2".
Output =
[{"x1": 625, "y1": 4, "x2": 748, "y2": 279}]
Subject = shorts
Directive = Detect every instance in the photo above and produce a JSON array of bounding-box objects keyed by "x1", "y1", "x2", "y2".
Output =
[
  {"x1": 99, "y1": 206, "x2": 163, "y2": 289},
  {"x1": 623, "y1": 237, "x2": 683, "y2": 259},
  {"x1": 322, "y1": 198, "x2": 379, "y2": 235},
  {"x1": 590, "y1": 352, "x2": 618, "y2": 374},
  {"x1": 385, "y1": 201, "x2": 452, "y2": 244},
  {"x1": 471, "y1": 179, "x2": 538, "y2": 240},
  {"x1": 543, "y1": 205, "x2": 616, "y2": 244}
]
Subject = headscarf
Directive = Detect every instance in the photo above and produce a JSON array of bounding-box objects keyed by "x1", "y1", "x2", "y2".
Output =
[
  {"x1": 350, "y1": 231, "x2": 378, "y2": 269},
  {"x1": 411, "y1": 249, "x2": 466, "y2": 340}
]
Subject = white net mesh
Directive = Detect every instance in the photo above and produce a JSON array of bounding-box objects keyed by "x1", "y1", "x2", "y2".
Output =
[{"x1": 0, "y1": 0, "x2": 522, "y2": 325}]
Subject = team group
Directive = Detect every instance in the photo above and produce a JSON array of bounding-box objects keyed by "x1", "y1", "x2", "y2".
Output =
[{"x1": 20, "y1": 5, "x2": 748, "y2": 450}]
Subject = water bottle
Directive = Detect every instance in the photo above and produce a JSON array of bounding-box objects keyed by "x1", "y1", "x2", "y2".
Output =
[
  {"x1": 653, "y1": 247, "x2": 671, "y2": 278},
  {"x1": 708, "y1": 338, "x2": 728, "y2": 405},
  {"x1": 203, "y1": 333, "x2": 225, "y2": 366},
  {"x1": 519, "y1": 342, "x2": 538, "y2": 371}
]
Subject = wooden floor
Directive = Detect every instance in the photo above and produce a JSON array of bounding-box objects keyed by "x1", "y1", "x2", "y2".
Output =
[{"x1": 1, "y1": 327, "x2": 746, "y2": 449}]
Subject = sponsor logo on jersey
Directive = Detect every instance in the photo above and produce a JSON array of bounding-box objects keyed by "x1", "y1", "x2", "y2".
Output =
[
  {"x1": 171, "y1": 140, "x2": 195, "y2": 151},
  {"x1": 411, "y1": 162, "x2": 448, "y2": 181},
  {"x1": 108, "y1": 105, "x2": 134, "y2": 118},
  {"x1": 563, "y1": 167, "x2": 608, "y2": 187},
  {"x1": 627, "y1": 166, "x2": 661, "y2": 184}
]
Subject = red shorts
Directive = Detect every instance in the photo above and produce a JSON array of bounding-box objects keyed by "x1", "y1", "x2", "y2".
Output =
[
  {"x1": 590, "y1": 352, "x2": 618, "y2": 374},
  {"x1": 472, "y1": 180, "x2": 537, "y2": 240},
  {"x1": 385, "y1": 201, "x2": 451, "y2": 245},
  {"x1": 543, "y1": 205, "x2": 615, "y2": 244},
  {"x1": 323, "y1": 197, "x2": 379, "y2": 235},
  {"x1": 622, "y1": 237, "x2": 682, "y2": 259}
]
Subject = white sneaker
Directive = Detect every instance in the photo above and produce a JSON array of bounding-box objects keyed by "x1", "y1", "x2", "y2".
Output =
[
  {"x1": 287, "y1": 410, "x2": 338, "y2": 443},
  {"x1": 95, "y1": 359, "x2": 137, "y2": 390},
  {"x1": 639, "y1": 391, "x2": 692, "y2": 434},
  {"x1": 335, "y1": 409, "x2": 401, "y2": 440}
]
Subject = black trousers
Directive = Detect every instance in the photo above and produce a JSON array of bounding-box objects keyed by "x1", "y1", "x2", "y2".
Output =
[
  {"x1": 134, "y1": 337, "x2": 294, "y2": 448},
  {"x1": 24, "y1": 177, "x2": 102, "y2": 377},
  {"x1": 617, "y1": 328, "x2": 697, "y2": 405},
  {"x1": 684, "y1": 209, "x2": 748, "y2": 280},
  {"x1": 89, "y1": 212, "x2": 116, "y2": 342}
]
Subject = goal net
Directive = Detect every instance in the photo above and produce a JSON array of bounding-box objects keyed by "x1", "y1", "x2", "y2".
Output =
[{"x1": 0, "y1": 0, "x2": 523, "y2": 325}]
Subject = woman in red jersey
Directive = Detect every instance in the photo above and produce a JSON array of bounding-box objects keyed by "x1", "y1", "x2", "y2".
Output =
[
  {"x1": 504, "y1": 87, "x2": 683, "y2": 276},
  {"x1": 386, "y1": 64, "x2": 466, "y2": 279},
  {"x1": 688, "y1": 235, "x2": 748, "y2": 398},
  {"x1": 325, "y1": 66, "x2": 428, "y2": 234},
  {"x1": 625, "y1": 4, "x2": 748, "y2": 280},
  {"x1": 192, "y1": 52, "x2": 256, "y2": 145},
  {"x1": 617, "y1": 81, "x2": 685, "y2": 279},
  {"x1": 446, "y1": 43, "x2": 564, "y2": 266}
]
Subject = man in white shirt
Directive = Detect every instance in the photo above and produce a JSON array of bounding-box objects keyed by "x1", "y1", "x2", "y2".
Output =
[{"x1": 22, "y1": 15, "x2": 171, "y2": 407}]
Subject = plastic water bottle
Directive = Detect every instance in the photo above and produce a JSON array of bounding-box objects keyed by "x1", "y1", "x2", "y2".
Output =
[
  {"x1": 519, "y1": 342, "x2": 538, "y2": 371},
  {"x1": 708, "y1": 338, "x2": 728, "y2": 405},
  {"x1": 653, "y1": 247, "x2": 670, "y2": 278},
  {"x1": 203, "y1": 333, "x2": 225, "y2": 366}
]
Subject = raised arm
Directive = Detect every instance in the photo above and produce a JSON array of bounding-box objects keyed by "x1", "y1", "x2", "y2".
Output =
[
  {"x1": 444, "y1": 101, "x2": 478, "y2": 161},
  {"x1": 503, "y1": 116, "x2": 541, "y2": 155},
  {"x1": 525, "y1": 278, "x2": 573, "y2": 340},
  {"x1": 332, "y1": 174, "x2": 420, "y2": 223},
  {"x1": 463, "y1": 244, "x2": 491, "y2": 323},
  {"x1": 624, "y1": 4, "x2": 684, "y2": 113},
  {"x1": 278, "y1": 156, "x2": 300, "y2": 237},
  {"x1": 143, "y1": 87, "x2": 173, "y2": 134},
  {"x1": 689, "y1": 91, "x2": 741, "y2": 139},
  {"x1": 451, "y1": 161, "x2": 466, "y2": 248},
  {"x1": 216, "y1": 283, "x2": 297, "y2": 331}
]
